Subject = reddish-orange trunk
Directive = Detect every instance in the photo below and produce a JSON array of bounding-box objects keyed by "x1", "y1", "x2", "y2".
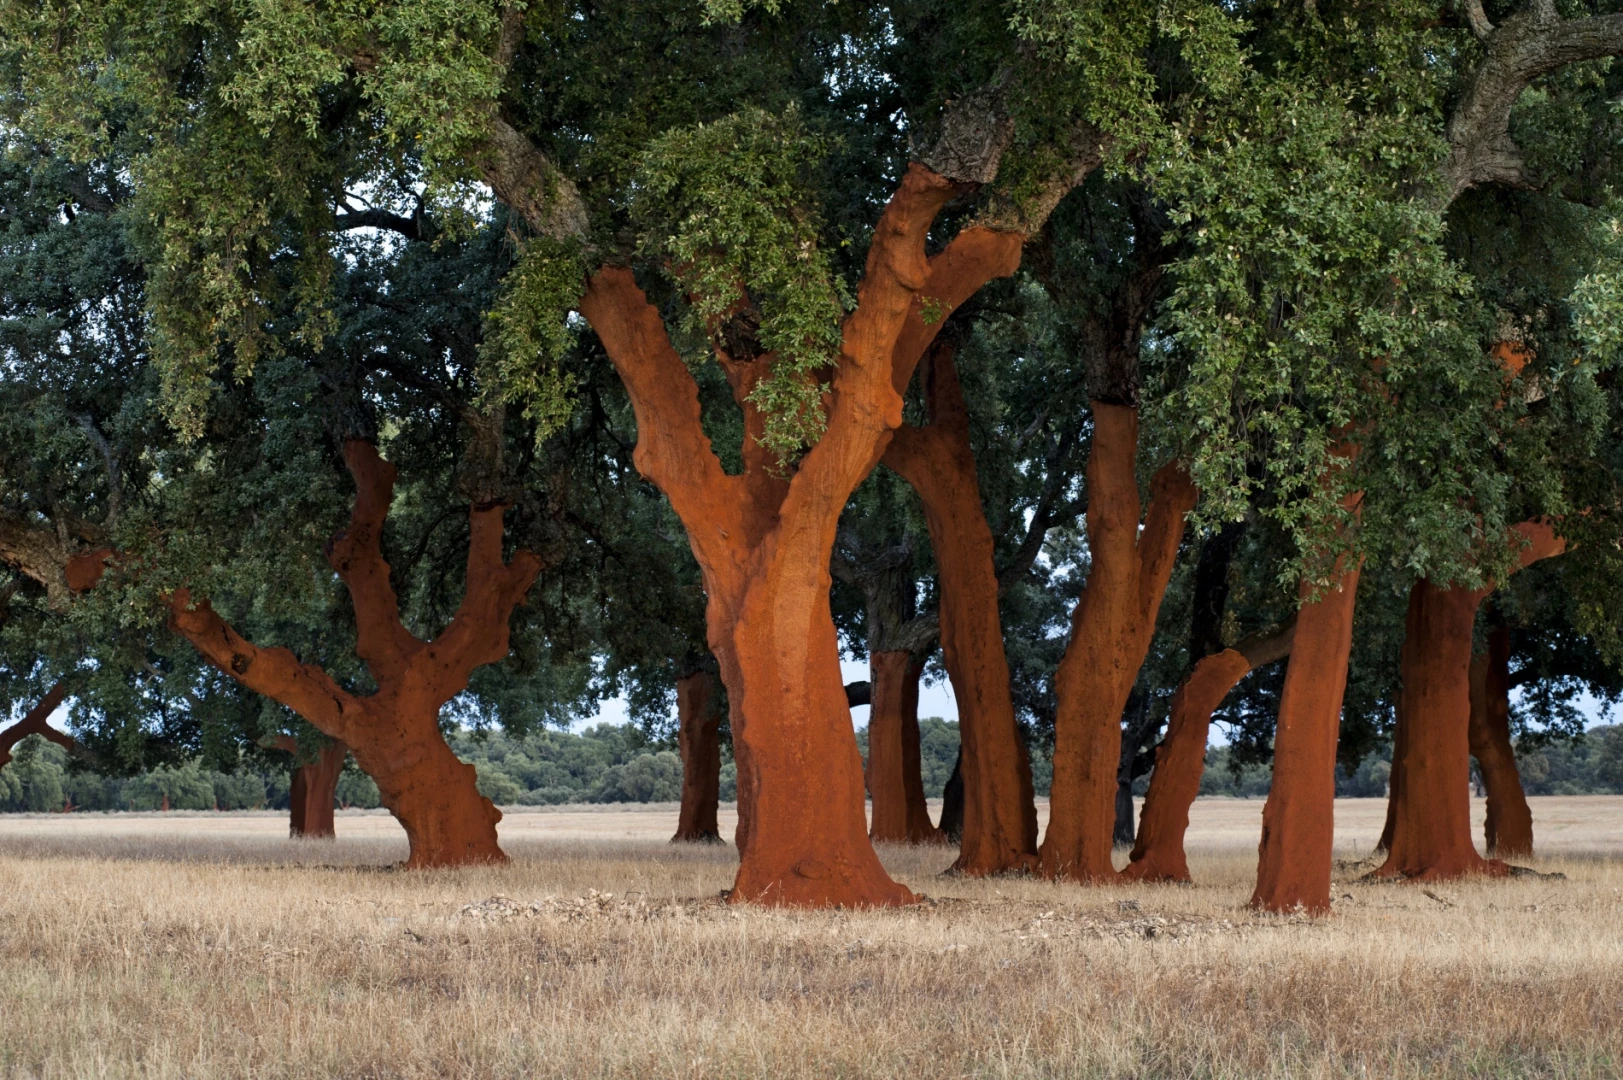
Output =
[
  {"x1": 1376, "y1": 524, "x2": 1560, "y2": 878},
  {"x1": 673, "y1": 670, "x2": 723, "y2": 843},
  {"x1": 1470, "y1": 626, "x2": 1532, "y2": 856},
  {"x1": 1374, "y1": 580, "x2": 1506, "y2": 881},
  {"x1": 1252, "y1": 559, "x2": 1362, "y2": 914},
  {"x1": 287, "y1": 740, "x2": 347, "y2": 840},
  {"x1": 866, "y1": 651, "x2": 942, "y2": 843},
  {"x1": 1122, "y1": 649, "x2": 1251, "y2": 882},
  {"x1": 882, "y1": 345, "x2": 1035, "y2": 869},
  {"x1": 579, "y1": 168, "x2": 1031, "y2": 906},
  {"x1": 169, "y1": 440, "x2": 539, "y2": 870},
  {"x1": 1040, "y1": 404, "x2": 1195, "y2": 882}
]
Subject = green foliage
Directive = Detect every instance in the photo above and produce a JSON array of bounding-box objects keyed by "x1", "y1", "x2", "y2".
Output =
[
  {"x1": 482, "y1": 236, "x2": 587, "y2": 439},
  {"x1": 635, "y1": 106, "x2": 849, "y2": 462}
]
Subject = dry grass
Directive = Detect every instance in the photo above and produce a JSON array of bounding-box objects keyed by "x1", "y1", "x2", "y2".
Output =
[{"x1": 0, "y1": 798, "x2": 1620, "y2": 1079}]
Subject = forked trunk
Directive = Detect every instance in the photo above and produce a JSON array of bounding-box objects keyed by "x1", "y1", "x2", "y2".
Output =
[
  {"x1": 1470, "y1": 626, "x2": 1532, "y2": 856},
  {"x1": 1123, "y1": 649, "x2": 1252, "y2": 883},
  {"x1": 1374, "y1": 581, "x2": 1506, "y2": 881},
  {"x1": 1040, "y1": 404, "x2": 1195, "y2": 882},
  {"x1": 1252, "y1": 556, "x2": 1362, "y2": 914},
  {"x1": 673, "y1": 669, "x2": 723, "y2": 843},
  {"x1": 287, "y1": 739, "x2": 347, "y2": 840},
  {"x1": 883, "y1": 342, "x2": 1037, "y2": 872},
  {"x1": 169, "y1": 440, "x2": 539, "y2": 870},
  {"x1": 866, "y1": 650, "x2": 942, "y2": 843},
  {"x1": 579, "y1": 170, "x2": 1034, "y2": 906}
]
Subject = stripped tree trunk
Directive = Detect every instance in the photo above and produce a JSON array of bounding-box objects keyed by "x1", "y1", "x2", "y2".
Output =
[
  {"x1": 1040, "y1": 405, "x2": 1196, "y2": 882},
  {"x1": 673, "y1": 667, "x2": 723, "y2": 843},
  {"x1": 866, "y1": 651, "x2": 942, "y2": 843},
  {"x1": 578, "y1": 167, "x2": 1049, "y2": 906},
  {"x1": 1123, "y1": 621, "x2": 1294, "y2": 882},
  {"x1": 275, "y1": 736, "x2": 348, "y2": 840},
  {"x1": 1470, "y1": 625, "x2": 1533, "y2": 856},
  {"x1": 1252, "y1": 539, "x2": 1364, "y2": 914},
  {"x1": 884, "y1": 342, "x2": 1037, "y2": 871},
  {"x1": 1376, "y1": 523, "x2": 1562, "y2": 879},
  {"x1": 170, "y1": 441, "x2": 541, "y2": 868}
]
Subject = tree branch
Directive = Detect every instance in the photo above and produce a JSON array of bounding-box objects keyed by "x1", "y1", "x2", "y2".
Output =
[
  {"x1": 323, "y1": 441, "x2": 423, "y2": 686},
  {"x1": 579, "y1": 267, "x2": 745, "y2": 559},
  {"x1": 0, "y1": 682, "x2": 73, "y2": 769},
  {"x1": 75, "y1": 414, "x2": 123, "y2": 529},
  {"x1": 167, "y1": 591, "x2": 365, "y2": 745},
  {"x1": 1136, "y1": 459, "x2": 1198, "y2": 621},
  {"x1": 1443, "y1": 6, "x2": 1623, "y2": 202},
  {"x1": 427, "y1": 505, "x2": 544, "y2": 703}
]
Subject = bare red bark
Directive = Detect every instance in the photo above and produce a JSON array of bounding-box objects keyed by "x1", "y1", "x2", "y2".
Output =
[
  {"x1": 1039, "y1": 404, "x2": 1196, "y2": 882},
  {"x1": 1123, "y1": 621, "x2": 1295, "y2": 883},
  {"x1": 1376, "y1": 523, "x2": 1562, "y2": 880},
  {"x1": 672, "y1": 669, "x2": 722, "y2": 843},
  {"x1": 169, "y1": 440, "x2": 540, "y2": 868},
  {"x1": 272, "y1": 735, "x2": 347, "y2": 839},
  {"x1": 0, "y1": 682, "x2": 75, "y2": 769},
  {"x1": 1470, "y1": 625, "x2": 1533, "y2": 856},
  {"x1": 1251, "y1": 532, "x2": 1364, "y2": 914},
  {"x1": 883, "y1": 343, "x2": 1037, "y2": 872},
  {"x1": 865, "y1": 650, "x2": 943, "y2": 843},
  {"x1": 579, "y1": 165, "x2": 1034, "y2": 906}
]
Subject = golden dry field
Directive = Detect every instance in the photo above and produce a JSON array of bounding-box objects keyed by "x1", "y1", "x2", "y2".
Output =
[{"x1": 0, "y1": 796, "x2": 1620, "y2": 1079}]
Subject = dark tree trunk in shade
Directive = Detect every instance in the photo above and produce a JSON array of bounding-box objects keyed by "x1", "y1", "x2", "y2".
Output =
[
  {"x1": 1469, "y1": 625, "x2": 1533, "y2": 857},
  {"x1": 673, "y1": 667, "x2": 723, "y2": 843},
  {"x1": 283, "y1": 739, "x2": 347, "y2": 839}
]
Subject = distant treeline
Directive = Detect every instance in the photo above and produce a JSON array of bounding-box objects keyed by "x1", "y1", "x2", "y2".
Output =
[{"x1": 4, "y1": 720, "x2": 1622, "y2": 814}]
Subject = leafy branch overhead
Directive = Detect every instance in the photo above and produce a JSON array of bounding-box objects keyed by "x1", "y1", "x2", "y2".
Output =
[{"x1": 634, "y1": 107, "x2": 850, "y2": 463}]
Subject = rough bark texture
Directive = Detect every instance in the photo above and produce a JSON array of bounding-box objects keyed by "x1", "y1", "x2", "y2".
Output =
[
  {"x1": 1039, "y1": 404, "x2": 1196, "y2": 882},
  {"x1": 1442, "y1": 4, "x2": 1623, "y2": 202},
  {"x1": 1376, "y1": 523, "x2": 1563, "y2": 879},
  {"x1": 1124, "y1": 622, "x2": 1295, "y2": 883},
  {"x1": 672, "y1": 669, "x2": 723, "y2": 843},
  {"x1": 275, "y1": 736, "x2": 347, "y2": 840},
  {"x1": 577, "y1": 164, "x2": 1048, "y2": 907},
  {"x1": 865, "y1": 651, "x2": 942, "y2": 843},
  {"x1": 883, "y1": 341, "x2": 1038, "y2": 873},
  {"x1": 1252, "y1": 546, "x2": 1363, "y2": 914},
  {"x1": 169, "y1": 441, "x2": 541, "y2": 869},
  {"x1": 0, "y1": 682, "x2": 75, "y2": 769},
  {"x1": 1470, "y1": 625, "x2": 1533, "y2": 857}
]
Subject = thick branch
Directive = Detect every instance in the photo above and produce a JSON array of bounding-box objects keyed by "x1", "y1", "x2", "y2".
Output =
[
  {"x1": 1444, "y1": 6, "x2": 1623, "y2": 202},
  {"x1": 75, "y1": 414, "x2": 123, "y2": 529},
  {"x1": 426, "y1": 505, "x2": 544, "y2": 702},
  {"x1": 579, "y1": 268, "x2": 744, "y2": 558},
  {"x1": 324, "y1": 441, "x2": 423, "y2": 686},
  {"x1": 1234, "y1": 616, "x2": 1297, "y2": 670},
  {"x1": 475, "y1": 116, "x2": 590, "y2": 242},
  {"x1": 0, "y1": 682, "x2": 72, "y2": 769},
  {"x1": 336, "y1": 207, "x2": 423, "y2": 240},
  {"x1": 167, "y1": 590, "x2": 365, "y2": 745},
  {"x1": 1137, "y1": 459, "x2": 1198, "y2": 620}
]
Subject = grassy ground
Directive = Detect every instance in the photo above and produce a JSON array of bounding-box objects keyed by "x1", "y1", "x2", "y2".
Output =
[{"x1": 0, "y1": 797, "x2": 1619, "y2": 1079}]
